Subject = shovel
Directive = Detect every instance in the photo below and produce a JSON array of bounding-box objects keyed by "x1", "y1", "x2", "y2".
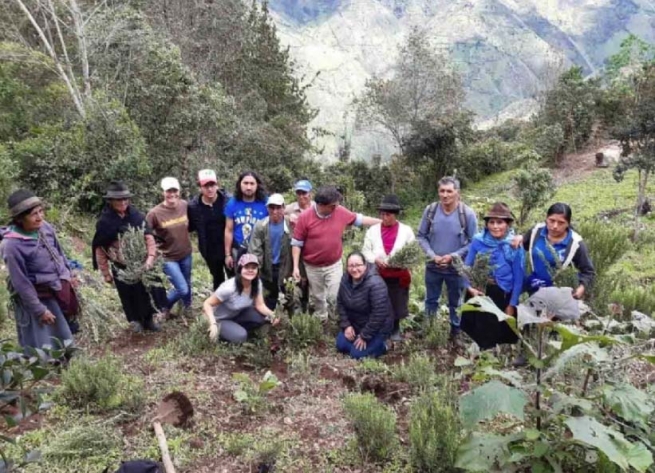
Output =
[{"x1": 151, "y1": 391, "x2": 194, "y2": 473}]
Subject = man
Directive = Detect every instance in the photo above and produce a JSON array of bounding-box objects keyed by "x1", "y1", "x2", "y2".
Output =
[
  {"x1": 224, "y1": 171, "x2": 268, "y2": 276},
  {"x1": 285, "y1": 179, "x2": 314, "y2": 218},
  {"x1": 291, "y1": 186, "x2": 380, "y2": 319},
  {"x1": 285, "y1": 179, "x2": 314, "y2": 312},
  {"x1": 249, "y1": 193, "x2": 292, "y2": 310},
  {"x1": 188, "y1": 169, "x2": 228, "y2": 290},
  {"x1": 417, "y1": 176, "x2": 478, "y2": 344}
]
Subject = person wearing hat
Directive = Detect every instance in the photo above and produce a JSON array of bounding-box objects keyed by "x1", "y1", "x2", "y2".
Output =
[
  {"x1": 188, "y1": 169, "x2": 229, "y2": 290},
  {"x1": 202, "y1": 253, "x2": 279, "y2": 343},
  {"x1": 362, "y1": 195, "x2": 415, "y2": 341},
  {"x1": 248, "y1": 193, "x2": 294, "y2": 310},
  {"x1": 92, "y1": 181, "x2": 164, "y2": 332},
  {"x1": 1, "y1": 190, "x2": 75, "y2": 352},
  {"x1": 224, "y1": 171, "x2": 268, "y2": 277},
  {"x1": 147, "y1": 177, "x2": 193, "y2": 318},
  {"x1": 460, "y1": 202, "x2": 525, "y2": 351}
]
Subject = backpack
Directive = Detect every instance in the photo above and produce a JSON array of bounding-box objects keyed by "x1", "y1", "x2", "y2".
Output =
[{"x1": 425, "y1": 202, "x2": 470, "y2": 243}]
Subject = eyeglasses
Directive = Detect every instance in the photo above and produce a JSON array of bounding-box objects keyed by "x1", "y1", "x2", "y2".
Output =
[{"x1": 347, "y1": 263, "x2": 365, "y2": 269}]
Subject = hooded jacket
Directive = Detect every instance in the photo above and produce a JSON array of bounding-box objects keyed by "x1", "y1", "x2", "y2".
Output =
[
  {"x1": 0, "y1": 222, "x2": 71, "y2": 318},
  {"x1": 187, "y1": 190, "x2": 228, "y2": 260},
  {"x1": 248, "y1": 216, "x2": 293, "y2": 285},
  {"x1": 337, "y1": 264, "x2": 393, "y2": 340}
]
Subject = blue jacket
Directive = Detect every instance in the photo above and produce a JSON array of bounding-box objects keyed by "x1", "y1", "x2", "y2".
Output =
[{"x1": 464, "y1": 230, "x2": 525, "y2": 306}]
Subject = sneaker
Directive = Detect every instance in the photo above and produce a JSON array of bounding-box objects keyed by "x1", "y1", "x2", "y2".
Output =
[
  {"x1": 144, "y1": 319, "x2": 161, "y2": 332},
  {"x1": 390, "y1": 330, "x2": 402, "y2": 342},
  {"x1": 130, "y1": 321, "x2": 144, "y2": 333}
]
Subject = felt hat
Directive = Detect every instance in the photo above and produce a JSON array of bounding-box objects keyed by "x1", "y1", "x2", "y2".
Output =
[
  {"x1": 7, "y1": 189, "x2": 42, "y2": 218},
  {"x1": 104, "y1": 180, "x2": 133, "y2": 200},
  {"x1": 483, "y1": 202, "x2": 515, "y2": 222},
  {"x1": 238, "y1": 253, "x2": 260, "y2": 268},
  {"x1": 377, "y1": 195, "x2": 403, "y2": 212}
]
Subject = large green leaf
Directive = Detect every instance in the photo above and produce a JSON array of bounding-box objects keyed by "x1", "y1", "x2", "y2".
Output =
[
  {"x1": 565, "y1": 416, "x2": 653, "y2": 472},
  {"x1": 543, "y1": 342, "x2": 609, "y2": 380},
  {"x1": 478, "y1": 366, "x2": 523, "y2": 387},
  {"x1": 553, "y1": 325, "x2": 620, "y2": 351},
  {"x1": 461, "y1": 296, "x2": 510, "y2": 322},
  {"x1": 460, "y1": 380, "x2": 529, "y2": 428},
  {"x1": 602, "y1": 383, "x2": 654, "y2": 429},
  {"x1": 550, "y1": 392, "x2": 593, "y2": 415},
  {"x1": 455, "y1": 432, "x2": 514, "y2": 471}
]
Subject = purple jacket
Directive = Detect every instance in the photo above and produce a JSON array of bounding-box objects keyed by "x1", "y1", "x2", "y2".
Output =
[{"x1": 1, "y1": 222, "x2": 71, "y2": 318}]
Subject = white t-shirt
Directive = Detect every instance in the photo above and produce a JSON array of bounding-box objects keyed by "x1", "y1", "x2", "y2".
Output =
[{"x1": 213, "y1": 277, "x2": 263, "y2": 321}]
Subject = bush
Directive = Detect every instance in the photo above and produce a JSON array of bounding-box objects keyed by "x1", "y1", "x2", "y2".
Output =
[
  {"x1": 43, "y1": 423, "x2": 121, "y2": 460},
  {"x1": 409, "y1": 388, "x2": 461, "y2": 473},
  {"x1": 423, "y1": 316, "x2": 450, "y2": 349},
  {"x1": 284, "y1": 313, "x2": 324, "y2": 351},
  {"x1": 343, "y1": 393, "x2": 398, "y2": 463},
  {"x1": 179, "y1": 317, "x2": 216, "y2": 356},
  {"x1": 609, "y1": 285, "x2": 655, "y2": 318},
  {"x1": 57, "y1": 355, "x2": 144, "y2": 412},
  {"x1": 392, "y1": 353, "x2": 438, "y2": 392},
  {"x1": 577, "y1": 221, "x2": 631, "y2": 280}
]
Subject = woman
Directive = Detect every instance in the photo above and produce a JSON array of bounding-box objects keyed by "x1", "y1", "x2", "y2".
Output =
[
  {"x1": 92, "y1": 181, "x2": 163, "y2": 333},
  {"x1": 514, "y1": 203, "x2": 595, "y2": 298},
  {"x1": 146, "y1": 177, "x2": 193, "y2": 318},
  {"x1": 461, "y1": 203, "x2": 525, "y2": 350},
  {"x1": 1, "y1": 190, "x2": 75, "y2": 352},
  {"x1": 336, "y1": 252, "x2": 393, "y2": 359},
  {"x1": 362, "y1": 195, "x2": 415, "y2": 341},
  {"x1": 203, "y1": 253, "x2": 279, "y2": 343}
]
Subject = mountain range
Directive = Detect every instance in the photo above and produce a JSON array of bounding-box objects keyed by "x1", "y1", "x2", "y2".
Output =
[{"x1": 268, "y1": 0, "x2": 655, "y2": 160}]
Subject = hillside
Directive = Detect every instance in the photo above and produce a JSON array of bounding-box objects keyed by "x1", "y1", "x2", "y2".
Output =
[{"x1": 270, "y1": 0, "x2": 655, "y2": 159}]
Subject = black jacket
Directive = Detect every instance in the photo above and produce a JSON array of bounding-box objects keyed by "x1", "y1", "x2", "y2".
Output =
[
  {"x1": 187, "y1": 191, "x2": 228, "y2": 260},
  {"x1": 337, "y1": 265, "x2": 393, "y2": 340}
]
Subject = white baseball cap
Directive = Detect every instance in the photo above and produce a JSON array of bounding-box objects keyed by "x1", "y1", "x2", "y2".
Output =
[
  {"x1": 198, "y1": 169, "x2": 217, "y2": 186},
  {"x1": 161, "y1": 177, "x2": 180, "y2": 191},
  {"x1": 266, "y1": 193, "x2": 285, "y2": 206}
]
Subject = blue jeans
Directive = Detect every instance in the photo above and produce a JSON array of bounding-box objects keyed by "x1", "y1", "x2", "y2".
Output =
[
  {"x1": 336, "y1": 331, "x2": 387, "y2": 359},
  {"x1": 163, "y1": 254, "x2": 192, "y2": 309},
  {"x1": 425, "y1": 267, "x2": 463, "y2": 333}
]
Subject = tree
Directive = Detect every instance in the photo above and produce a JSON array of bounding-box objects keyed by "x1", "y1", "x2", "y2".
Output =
[
  {"x1": 513, "y1": 159, "x2": 556, "y2": 226},
  {"x1": 356, "y1": 28, "x2": 465, "y2": 154},
  {"x1": 612, "y1": 63, "x2": 655, "y2": 228}
]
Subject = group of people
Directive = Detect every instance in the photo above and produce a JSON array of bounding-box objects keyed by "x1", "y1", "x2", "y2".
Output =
[{"x1": 1, "y1": 171, "x2": 595, "y2": 362}]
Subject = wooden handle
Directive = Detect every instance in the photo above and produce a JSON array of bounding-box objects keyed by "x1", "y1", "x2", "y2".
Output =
[{"x1": 153, "y1": 421, "x2": 176, "y2": 473}]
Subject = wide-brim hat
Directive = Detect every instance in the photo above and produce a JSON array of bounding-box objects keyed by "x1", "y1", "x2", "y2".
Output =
[
  {"x1": 8, "y1": 189, "x2": 42, "y2": 218},
  {"x1": 377, "y1": 194, "x2": 403, "y2": 212},
  {"x1": 483, "y1": 202, "x2": 515, "y2": 222},
  {"x1": 104, "y1": 180, "x2": 133, "y2": 199}
]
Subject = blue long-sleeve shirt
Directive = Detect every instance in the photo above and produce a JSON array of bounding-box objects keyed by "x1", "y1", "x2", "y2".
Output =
[{"x1": 464, "y1": 232, "x2": 525, "y2": 307}]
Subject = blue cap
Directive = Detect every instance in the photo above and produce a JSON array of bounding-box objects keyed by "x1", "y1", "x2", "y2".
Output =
[{"x1": 294, "y1": 180, "x2": 313, "y2": 193}]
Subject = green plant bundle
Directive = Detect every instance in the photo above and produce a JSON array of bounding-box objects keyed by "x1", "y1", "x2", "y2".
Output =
[
  {"x1": 410, "y1": 389, "x2": 461, "y2": 473},
  {"x1": 452, "y1": 253, "x2": 492, "y2": 293},
  {"x1": 57, "y1": 355, "x2": 144, "y2": 413},
  {"x1": 77, "y1": 286, "x2": 127, "y2": 344},
  {"x1": 387, "y1": 241, "x2": 425, "y2": 269},
  {"x1": 43, "y1": 423, "x2": 120, "y2": 460},
  {"x1": 343, "y1": 393, "x2": 398, "y2": 463},
  {"x1": 534, "y1": 243, "x2": 579, "y2": 288},
  {"x1": 114, "y1": 226, "x2": 165, "y2": 289}
]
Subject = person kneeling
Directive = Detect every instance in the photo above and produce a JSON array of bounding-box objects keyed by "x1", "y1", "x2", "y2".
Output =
[
  {"x1": 203, "y1": 254, "x2": 279, "y2": 343},
  {"x1": 336, "y1": 252, "x2": 393, "y2": 359}
]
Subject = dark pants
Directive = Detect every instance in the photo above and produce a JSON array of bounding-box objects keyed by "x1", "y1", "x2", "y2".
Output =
[
  {"x1": 205, "y1": 256, "x2": 226, "y2": 291},
  {"x1": 225, "y1": 245, "x2": 248, "y2": 279},
  {"x1": 336, "y1": 331, "x2": 387, "y2": 359},
  {"x1": 264, "y1": 264, "x2": 281, "y2": 310},
  {"x1": 425, "y1": 267, "x2": 463, "y2": 334},
  {"x1": 113, "y1": 270, "x2": 162, "y2": 326}
]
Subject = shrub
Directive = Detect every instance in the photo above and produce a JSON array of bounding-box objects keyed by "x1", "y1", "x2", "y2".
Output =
[
  {"x1": 409, "y1": 387, "x2": 461, "y2": 473},
  {"x1": 392, "y1": 353, "x2": 438, "y2": 392},
  {"x1": 423, "y1": 316, "x2": 450, "y2": 349},
  {"x1": 57, "y1": 355, "x2": 144, "y2": 412},
  {"x1": 343, "y1": 393, "x2": 398, "y2": 463},
  {"x1": 577, "y1": 221, "x2": 631, "y2": 280},
  {"x1": 284, "y1": 313, "x2": 324, "y2": 350},
  {"x1": 43, "y1": 423, "x2": 121, "y2": 460},
  {"x1": 179, "y1": 317, "x2": 215, "y2": 356},
  {"x1": 609, "y1": 285, "x2": 655, "y2": 319},
  {"x1": 356, "y1": 358, "x2": 391, "y2": 376},
  {"x1": 232, "y1": 371, "x2": 279, "y2": 415}
]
